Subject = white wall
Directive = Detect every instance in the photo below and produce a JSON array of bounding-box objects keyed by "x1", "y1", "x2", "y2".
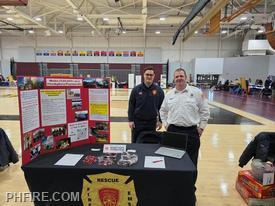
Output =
[
  {"x1": 193, "y1": 58, "x2": 224, "y2": 84},
  {"x1": 0, "y1": 35, "x2": 242, "y2": 77},
  {"x1": 223, "y1": 56, "x2": 270, "y2": 82},
  {"x1": 268, "y1": 55, "x2": 275, "y2": 76}
]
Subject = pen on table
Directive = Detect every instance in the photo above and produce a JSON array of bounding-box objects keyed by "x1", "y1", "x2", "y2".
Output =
[{"x1": 152, "y1": 160, "x2": 163, "y2": 163}]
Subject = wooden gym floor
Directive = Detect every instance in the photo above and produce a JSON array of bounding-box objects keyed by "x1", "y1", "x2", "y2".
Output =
[{"x1": 0, "y1": 87, "x2": 274, "y2": 206}]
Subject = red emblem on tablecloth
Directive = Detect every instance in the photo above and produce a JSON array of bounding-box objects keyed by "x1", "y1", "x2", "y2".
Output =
[{"x1": 99, "y1": 188, "x2": 119, "y2": 206}]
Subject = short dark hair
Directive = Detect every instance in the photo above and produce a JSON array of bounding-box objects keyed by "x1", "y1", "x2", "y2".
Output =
[
  {"x1": 143, "y1": 66, "x2": 155, "y2": 74},
  {"x1": 174, "y1": 68, "x2": 187, "y2": 77}
]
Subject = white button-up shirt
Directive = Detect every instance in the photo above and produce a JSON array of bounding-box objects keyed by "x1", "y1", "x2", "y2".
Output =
[{"x1": 160, "y1": 85, "x2": 210, "y2": 129}]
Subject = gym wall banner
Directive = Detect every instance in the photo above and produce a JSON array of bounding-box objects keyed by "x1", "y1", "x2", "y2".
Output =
[
  {"x1": 17, "y1": 76, "x2": 110, "y2": 165},
  {"x1": 81, "y1": 172, "x2": 138, "y2": 206}
]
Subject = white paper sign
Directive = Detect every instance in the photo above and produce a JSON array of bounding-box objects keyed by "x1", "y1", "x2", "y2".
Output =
[
  {"x1": 68, "y1": 121, "x2": 89, "y2": 142},
  {"x1": 263, "y1": 172, "x2": 274, "y2": 185},
  {"x1": 40, "y1": 89, "x2": 66, "y2": 126},
  {"x1": 89, "y1": 89, "x2": 109, "y2": 121},
  {"x1": 103, "y1": 144, "x2": 126, "y2": 153},
  {"x1": 144, "y1": 156, "x2": 166, "y2": 169},
  {"x1": 54, "y1": 154, "x2": 84, "y2": 166},
  {"x1": 20, "y1": 90, "x2": 40, "y2": 133},
  {"x1": 46, "y1": 78, "x2": 83, "y2": 87}
]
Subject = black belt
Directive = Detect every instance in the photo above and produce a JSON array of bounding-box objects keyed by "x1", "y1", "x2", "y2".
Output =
[
  {"x1": 134, "y1": 119, "x2": 157, "y2": 123},
  {"x1": 170, "y1": 124, "x2": 197, "y2": 129}
]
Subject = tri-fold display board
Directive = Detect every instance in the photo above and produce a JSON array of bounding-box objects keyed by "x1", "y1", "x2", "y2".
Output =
[{"x1": 17, "y1": 76, "x2": 110, "y2": 165}]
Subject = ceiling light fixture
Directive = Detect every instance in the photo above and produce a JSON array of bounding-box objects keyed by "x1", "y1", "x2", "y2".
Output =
[
  {"x1": 58, "y1": 30, "x2": 63, "y2": 34},
  {"x1": 257, "y1": 29, "x2": 264, "y2": 33},
  {"x1": 122, "y1": 30, "x2": 126, "y2": 34},
  {"x1": 221, "y1": 30, "x2": 227, "y2": 34},
  {"x1": 194, "y1": 30, "x2": 198, "y2": 34},
  {"x1": 28, "y1": 30, "x2": 34, "y2": 34},
  {"x1": 155, "y1": 31, "x2": 160, "y2": 34},
  {"x1": 160, "y1": 17, "x2": 166, "y2": 21},
  {"x1": 45, "y1": 30, "x2": 51, "y2": 36},
  {"x1": 240, "y1": 16, "x2": 247, "y2": 21},
  {"x1": 103, "y1": 17, "x2": 109, "y2": 21},
  {"x1": 7, "y1": 17, "x2": 14, "y2": 21},
  {"x1": 77, "y1": 15, "x2": 83, "y2": 21},
  {"x1": 35, "y1": 17, "x2": 42, "y2": 21}
]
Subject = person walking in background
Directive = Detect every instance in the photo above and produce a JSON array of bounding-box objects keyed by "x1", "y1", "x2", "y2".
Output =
[
  {"x1": 160, "y1": 68, "x2": 210, "y2": 198},
  {"x1": 128, "y1": 67, "x2": 164, "y2": 143}
]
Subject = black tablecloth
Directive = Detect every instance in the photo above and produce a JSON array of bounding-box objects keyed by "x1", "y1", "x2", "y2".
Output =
[{"x1": 22, "y1": 144, "x2": 196, "y2": 206}]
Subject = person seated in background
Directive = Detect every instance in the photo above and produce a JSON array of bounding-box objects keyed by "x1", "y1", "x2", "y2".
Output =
[
  {"x1": 271, "y1": 81, "x2": 275, "y2": 98},
  {"x1": 264, "y1": 76, "x2": 272, "y2": 89},
  {"x1": 230, "y1": 79, "x2": 241, "y2": 95},
  {"x1": 0, "y1": 73, "x2": 5, "y2": 82},
  {"x1": 223, "y1": 80, "x2": 229, "y2": 91},
  {"x1": 255, "y1": 79, "x2": 263, "y2": 87},
  {"x1": 0, "y1": 73, "x2": 9, "y2": 86},
  {"x1": 262, "y1": 76, "x2": 272, "y2": 97},
  {"x1": 214, "y1": 81, "x2": 222, "y2": 91}
]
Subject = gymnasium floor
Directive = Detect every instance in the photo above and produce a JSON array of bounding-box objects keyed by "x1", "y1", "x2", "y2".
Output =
[{"x1": 0, "y1": 87, "x2": 275, "y2": 206}]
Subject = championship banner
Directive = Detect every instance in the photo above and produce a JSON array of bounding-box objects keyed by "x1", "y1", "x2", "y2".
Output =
[{"x1": 82, "y1": 172, "x2": 138, "y2": 206}]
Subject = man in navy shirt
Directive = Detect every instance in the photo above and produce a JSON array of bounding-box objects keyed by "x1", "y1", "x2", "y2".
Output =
[{"x1": 128, "y1": 67, "x2": 164, "y2": 143}]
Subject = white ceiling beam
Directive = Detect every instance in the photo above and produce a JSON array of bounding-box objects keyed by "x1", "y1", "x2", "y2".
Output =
[
  {"x1": 87, "y1": 14, "x2": 143, "y2": 18},
  {"x1": 3, "y1": 6, "x2": 61, "y2": 34},
  {"x1": 168, "y1": 0, "x2": 172, "y2": 7},
  {"x1": 133, "y1": 0, "x2": 136, "y2": 8},
  {"x1": 94, "y1": 0, "x2": 142, "y2": 15},
  {"x1": 148, "y1": 1, "x2": 196, "y2": 19},
  {"x1": 142, "y1": 0, "x2": 147, "y2": 37},
  {"x1": 37, "y1": 6, "x2": 72, "y2": 18},
  {"x1": 33, "y1": 1, "x2": 72, "y2": 16},
  {"x1": 150, "y1": 0, "x2": 193, "y2": 15},
  {"x1": 222, "y1": 30, "x2": 243, "y2": 40},
  {"x1": 65, "y1": 0, "x2": 103, "y2": 36}
]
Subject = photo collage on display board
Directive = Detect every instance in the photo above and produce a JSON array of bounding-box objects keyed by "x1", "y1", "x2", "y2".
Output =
[{"x1": 17, "y1": 76, "x2": 110, "y2": 165}]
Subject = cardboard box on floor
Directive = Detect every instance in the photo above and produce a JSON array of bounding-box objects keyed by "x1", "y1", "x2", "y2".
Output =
[
  {"x1": 236, "y1": 180, "x2": 275, "y2": 206},
  {"x1": 237, "y1": 170, "x2": 275, "y2": 199}
]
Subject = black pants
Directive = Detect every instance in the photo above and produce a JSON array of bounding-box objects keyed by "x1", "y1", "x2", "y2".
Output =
[
  {"x1": 167, "y1": 124, "x2": 200, "y2": 190},
  {"x1": 132, "y1": 120, "x2": 156, "y2": 143}
]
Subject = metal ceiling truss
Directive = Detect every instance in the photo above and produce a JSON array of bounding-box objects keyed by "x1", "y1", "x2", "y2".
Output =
[
  {"x1": 172, "y1": 0, "x2": 211, "y2": 45},
  {"x1": 180, "y1": 0, "x2": 231, "y2": 43}
]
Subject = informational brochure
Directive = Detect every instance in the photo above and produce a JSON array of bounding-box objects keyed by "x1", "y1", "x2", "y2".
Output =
[
  {"x1": 144, "y1": 156, "x2": 166, "y2": 169},
  {"x1": 89, "y1": 89, "x2": 109, "y2": 121},
  {"x1": 54, "y1": 154, "x2": 84, "y2": 166},
  {"x1": 68, "y1": 121, "x2": 88, "y2": 143},
  {"x1": 20, "y1": 90, "x2": 40, "y2": 133},
  {"x1": 40, "y1": 89, "x2": 66, "y2": 126},
  {"x1": 103, "y1": 144, "x2": 126, "y2": 154}
]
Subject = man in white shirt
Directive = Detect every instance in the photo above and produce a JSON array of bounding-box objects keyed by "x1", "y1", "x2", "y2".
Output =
[{"x1": 160, "y1": 68, "x2": 210, "y2": 195}]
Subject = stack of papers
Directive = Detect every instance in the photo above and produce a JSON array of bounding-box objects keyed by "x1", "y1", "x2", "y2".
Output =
[
  {"x1": 54, "y1": 154, "x2": 84, "y2": 166},
  {"x1": 144, "y1": 156, "x2": 165, "y2": 169}
]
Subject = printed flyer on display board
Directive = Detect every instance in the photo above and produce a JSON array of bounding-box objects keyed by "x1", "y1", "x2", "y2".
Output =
[{"x1": 17, "y1": 76, "x2": 110, "y2": 165}]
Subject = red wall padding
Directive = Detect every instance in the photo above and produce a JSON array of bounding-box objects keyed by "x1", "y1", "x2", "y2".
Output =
[
  {"x1": 47, "y1": 63, "x2": 70, "y2": 69},
  {"x1": 109, "y1": 64, "x2": 131, "y2": 70},
  {"x1": 78, "y1": 63, "x2": 100, "y2": 69},
  {"x1": 0, "y1": 0, "x2": 28, "y2": 6},
  {"x1": 16, "y1": 62, "x2": 40, "y2": 76}
]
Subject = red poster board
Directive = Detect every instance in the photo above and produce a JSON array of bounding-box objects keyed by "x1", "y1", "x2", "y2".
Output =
[{"x1": 17, "y1": 76, "x2": 110, "y2": 165}]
